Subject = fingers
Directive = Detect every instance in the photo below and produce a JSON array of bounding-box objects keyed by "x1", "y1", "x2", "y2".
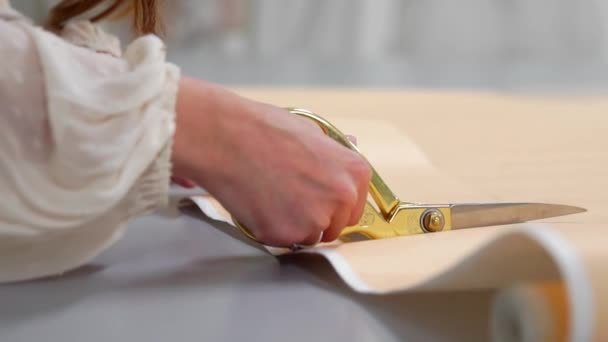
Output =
[
  {"x1": 349, "y1": 175, "x2": 368, "y2": 226},
  {"x1": 301, "y1": 231, "x2": 324, "y2": 246},
  {"x1": 346, "y1": 134, "x2": 357, "y2": 146},
  {"x1": 255, "y1": 133, "x2": 367, "y2": 248},
  {"x1": 322, "y1": 203, "x2": 351, "y2": 242},
  {"x1": 344, "y1": 134, "x2": 366, "y2": 225},
  {"x1": 292, "y1": 210, "x2": 328, "y2": 246},
  {"x1": 172, "y1": 176, "x2": 197, "y2": 188},
  {"x1": 320, "y1": 134, "x2": 368, "y2": 242}
]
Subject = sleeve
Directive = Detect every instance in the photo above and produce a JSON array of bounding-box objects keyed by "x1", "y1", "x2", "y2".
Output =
[{"x1": 0, "y1": 14, "x2": 180, "y2": 283}]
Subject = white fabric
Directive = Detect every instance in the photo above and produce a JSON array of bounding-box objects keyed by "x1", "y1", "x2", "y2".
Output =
[{"x1": 0, "y1": 1, "x2": 180, "y2": 282}]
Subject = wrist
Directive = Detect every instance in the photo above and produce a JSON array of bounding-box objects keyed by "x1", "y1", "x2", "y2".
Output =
[
  {"x1": 171, "y1": 77, "x2": 192, "y2": 179},
  {"x1": 171, "y1": 76, "x2": 249, "y2": 187}
]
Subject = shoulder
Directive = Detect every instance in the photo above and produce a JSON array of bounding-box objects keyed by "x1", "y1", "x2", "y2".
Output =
[{"x1": 0, "y1": 1, "x2": 30, "y2": 22}]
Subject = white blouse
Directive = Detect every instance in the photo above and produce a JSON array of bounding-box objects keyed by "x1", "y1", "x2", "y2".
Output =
[{"x1": 0, "y1": 1, "x2": 180, "y2": 282}]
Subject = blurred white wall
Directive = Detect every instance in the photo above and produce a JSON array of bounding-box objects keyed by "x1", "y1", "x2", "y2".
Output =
[
  {"x1": 12, "y1": 0, "x2": 608, "y2": 90},
  {"x1": 161, "y1": 0, "x2": 606, "y2": 61}
]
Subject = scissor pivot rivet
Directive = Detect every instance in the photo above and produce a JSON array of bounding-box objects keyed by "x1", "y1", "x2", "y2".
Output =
[{"x1": 421, "y1": 209, "x2": 445, "y2": 233}]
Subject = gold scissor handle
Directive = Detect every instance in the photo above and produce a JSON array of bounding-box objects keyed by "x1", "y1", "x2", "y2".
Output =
[{"x1": 234, "y1": 107, "x2": 415, "y2": 244}]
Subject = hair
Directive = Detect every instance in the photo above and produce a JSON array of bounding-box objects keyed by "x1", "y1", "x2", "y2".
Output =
[{"x1": 46, "y1": 0, "x2": 163, "y2": 36}]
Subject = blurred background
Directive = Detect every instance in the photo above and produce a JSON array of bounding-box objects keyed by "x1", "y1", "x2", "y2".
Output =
[{"x1": 13, "y1": 0, "x2": 608, "y2": 92}]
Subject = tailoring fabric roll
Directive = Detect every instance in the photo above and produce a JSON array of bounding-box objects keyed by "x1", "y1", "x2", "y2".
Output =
[{"x1": 491, "y1": 283, "x2": 568, "y2": 342}]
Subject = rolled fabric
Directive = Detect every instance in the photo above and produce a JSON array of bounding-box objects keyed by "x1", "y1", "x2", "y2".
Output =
[{"x1": 491, "y1": 282, "x2": 568, "y2": 342}]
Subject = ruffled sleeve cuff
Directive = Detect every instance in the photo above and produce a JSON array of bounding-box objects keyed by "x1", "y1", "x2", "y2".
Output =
[{"x1": 0, "y1": 11, "x2": 181, "y2": 282}]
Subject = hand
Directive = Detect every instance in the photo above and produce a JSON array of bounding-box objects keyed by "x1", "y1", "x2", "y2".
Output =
[
  {"x1": 171, "y1": 176, "x2": 197, "y2": 188},
  {"x1": 171, "y1": 77, "x2": 372, "y2": 247},
  {"x1": 171, "y1": 134, "x2": 358, "y2": 192}
]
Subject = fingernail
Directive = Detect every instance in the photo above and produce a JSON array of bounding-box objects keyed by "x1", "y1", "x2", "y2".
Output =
[
  {"x1": 172, "y1": 177, "x2": 197, "y2": 188},
  {"x1": 346, "y1": 134, "x2": 357, "y2": 145}
]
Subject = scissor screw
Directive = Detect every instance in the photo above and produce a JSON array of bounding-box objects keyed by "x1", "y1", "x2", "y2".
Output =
[{"x1": 421, "y1": 209, "x2": 445, "y2": 233}]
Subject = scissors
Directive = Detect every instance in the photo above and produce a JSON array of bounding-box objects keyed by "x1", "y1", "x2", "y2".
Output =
[{"x1": 234, "y1": 108, "x2": 586, "y2": 244}]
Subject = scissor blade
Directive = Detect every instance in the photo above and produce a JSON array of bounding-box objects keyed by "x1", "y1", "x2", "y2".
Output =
[{"x1": 450, "y1": 203, "x2": 586, "y2": 229}]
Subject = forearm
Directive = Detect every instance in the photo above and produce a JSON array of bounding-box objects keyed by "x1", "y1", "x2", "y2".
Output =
[{"x1": 171, "y1": 76, "x2": 262, "y2": 188}]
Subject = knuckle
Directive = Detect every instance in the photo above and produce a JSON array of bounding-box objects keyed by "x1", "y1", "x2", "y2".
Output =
[
  {"x1": 265, "y1": 229, "x2": 296, "y2": 247},
  {"x1": 292, "y1": 224, "x2": 314, "y2": 242},
  {"x1": 349, "y1": 207, "x2": 365, "y2": 226},
  {"x1": 310, "y1": 209, "x2": 332, "y2": 231},
  {"x1": 266, "y1": 217, "x2": 325, "y2": 246},
  {"x1": 359, "y1": 163, "x2": 373, "y2": 182},
  {"x1": 347, "y1": 153, "x2": 371, "y2": 180},
  {"x1": 252, "y1": 229, "x2": 266, "y2": 242},
  {"x1": 318, "y1": 214, "x2": 332, "y2": 231},
  {"x1": 331, "y1": 178, "x2": 358, "y2": 206},
  {"x1": 253, "y1": 219, "x2": 287, "y2": 246}
]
